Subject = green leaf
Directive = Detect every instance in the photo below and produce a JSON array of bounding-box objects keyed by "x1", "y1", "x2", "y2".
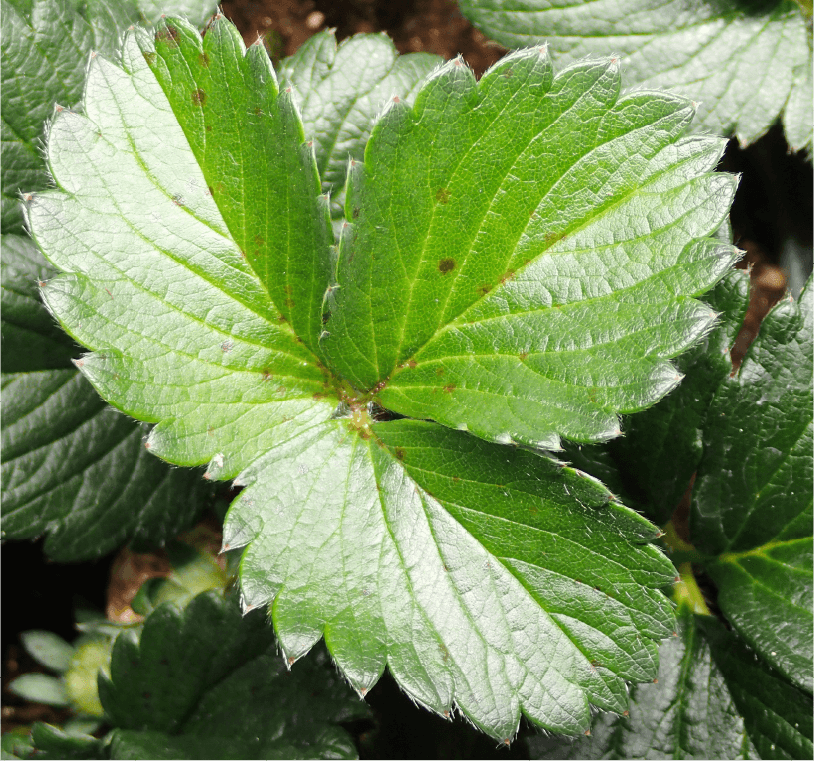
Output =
[
  {"x1": 99, "y1": 592, "x2": 366, "y2": 760},
  {"x1": 8, "y1": 673, "x2": 70, "y2": 706},
  {"x1": 1, "y1": 0, "x2": 144, "y2": 234},
  {"x1": 226, "y1": 417, "x2": 675, "y2": 739},
  {"x1": 323, "y1": 50, "x2": 738, "y2": 447},
  {"x1": 531, "y1": 603, "x2": 814, "y2": 759},
  {"x1": 608, "y1": 268, "x2": 751, "y2": 525},
  {"x1": 458, "y1": 0, "x2": 813, "y2": 153},
  {"x1": 135, "y1": 0, "x2": 216, "y2": 27},
  {"x1": 280, "y1": 30, "x2": 441, "y2": 215},
  {"x1": 1, "y1": 368, "x2": 209, "y2": 560},
  {"x1": 692, "y1": 279, "x2": 813, "y2": 691},
  {"x1": 28, "y1": 723, "x2": 105, "y2": 760},
  {"x1": 20, "y1": 630, "x2": 74, "y2": 673},
  {"x1": 26, "y1": 16, "x2": 694, "y2": 738}
]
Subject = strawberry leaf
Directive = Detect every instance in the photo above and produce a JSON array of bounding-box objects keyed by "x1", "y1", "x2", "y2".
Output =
[
  {"x1": 458, "y1": 0, "x2": 813, "y2": 153},
  {"x1": 323, "y1": 50, "x2": 738, "y2": 447},
  {"x1": 692, "y1": 278, "x2": 813, "y2": 691},
  {"x1": 23, "y1": 14, "x2": 745, "y2": 738}
]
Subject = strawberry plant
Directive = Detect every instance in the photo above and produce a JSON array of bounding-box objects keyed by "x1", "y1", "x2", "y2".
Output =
[{"x1": 1, "y1": 1, "x2": 811, "y2": 758}]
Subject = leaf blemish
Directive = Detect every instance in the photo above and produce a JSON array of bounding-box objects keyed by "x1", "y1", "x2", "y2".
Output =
[
  {"x1": 198, "y1": 52, "x2": 210, "y2": 67},
  {"x1": 443, "y1": 384, "x2": 456, "y2": 393},
  {"x1": 435, "y1": 187, "x2": 451, "y2": 204},
  {"x1": 438, "y1": 258, "x2": 456, "y2": 274},
  {"x1": 191, "y1": 88, "x2": 207, "y2": 107},
  {"x1": 394, "y1": 447, "x2": 406, "y2": 460},
  {"x1": 156, "y1": 24, "x2": 179, "y2": 46},
  {"x1": 142, "y1": 51, "x2": 156, "y2": 66}
]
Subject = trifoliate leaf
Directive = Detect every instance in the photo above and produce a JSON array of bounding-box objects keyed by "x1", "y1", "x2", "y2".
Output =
[
  {"x1": 98, "y1": 591, "x2": 367, "y2": 760},
  {"x1": 458, "y1": 0, "x2": 813, "y2": 153},
  {"x1": 692, "y1": 278, "x2": 813, "y2": 692},
  {"x1": 1, "y1": 0, "x2": 144, "y2": 234},
  {"x1": 532, "y1": 605, "x2": 814, "y2": 759},
  {"x1": 280, "y1": 30, "x2": 441, "y2": 215},
  {"x1": 26, "y1": 15, "x2": 690, "y2": 738},
  {"x1": 608, "y1": 268, "x2": 750, "y2": 525}
]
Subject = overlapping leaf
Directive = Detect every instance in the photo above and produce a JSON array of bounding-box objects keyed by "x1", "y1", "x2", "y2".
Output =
[
  {"x1": 97, "y1": 592, "x2": 366, "y2": 760},
  {"x1": 22, "y1": 13, "x2": 747, "y2": 738},
  {"x1": 458, "y1": 0, "x2": 813, "y2": 153},
  {"x1": 1, "y1": 235, "x2": 208, "y2": 560},
  {"x1": 692, "y1": 279, "x2": 813, "y2": 691},
  {"x1": 530, "y1": 604, "x2": 812, "y2": 759},
  {"x1": 280, "y1": 30, "x2": 441, "y2": 216},
  {"x1": 323, "y1": 49, "x2": 738, "y2": 448},
  {"x1": 608, "y1": 267, "x2": 750, "y2": 524}
]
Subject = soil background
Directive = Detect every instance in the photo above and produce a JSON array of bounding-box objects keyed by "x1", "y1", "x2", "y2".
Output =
[{"x1": 3, "y1": 1, "x2": 812, "y2": 758}]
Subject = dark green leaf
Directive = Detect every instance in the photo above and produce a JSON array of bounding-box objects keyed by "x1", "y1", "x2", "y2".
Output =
[
  {"x1": 99, "y1": 591, "x2": 366, "y2": 760},
  {"x1": 692, "y1": 279, "x2": 813, "y2": 690},
  {"x1": 323, "y1": 50, "x2": 738, "y2": 447},
  {"x1": 29, "y1": 723, "x2": 105, "y2": 760},
  {"x1": 458, "y1": 0, "x2": 813, "y2": 152},
  {"x1": 532, "y1": 600, "x2": 814, "y2": 758},
  {"x1": 608, "y1": 268, "x2": 750, "y2": 524},
  {"x1": 280, "y1": 30, "x2": 441, "y2": 214}
]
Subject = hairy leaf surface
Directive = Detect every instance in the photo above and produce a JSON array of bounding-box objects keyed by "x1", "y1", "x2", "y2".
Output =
[
  {"x1": 693, "y1": 279, "x2": 813, "y2": 691},
  {"x1": 322, "y1": 49, "x2": 738, "y2": 448},
  {"x1": 98, "y1": 592, "x2": 367, "y2": 760},
  {"x1": 458, "y1": 0, "x2": 813, "y2": 152},
  {"x1": 24, "y1": 15, "x2": 708, "y2": 738},
  {"x1": 1, "y1": 235, "x2": 207, "y2": 560},
  {"x1": 531, "y1": 606, "x2": 814, "y2": 760}
]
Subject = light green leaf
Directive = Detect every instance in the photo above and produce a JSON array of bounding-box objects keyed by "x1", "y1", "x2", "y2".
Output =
[
  {"x1": 26, "y1": 15, "x2": 694, "y2": 738},
  {"x1": 8, "y1": 673, "x2": 70, "y2": 706},
  {"x1": 20, "y1": 630, "x2": 74, "y2": 673},
  {"x1": 458, "y1": 0, "x2": 813, "y2": 153},
  {"x1": 99, "y1": 592, "x2": 366, "y2": 760},
  {"x1": 323, "y1": 50, "x2": 738, "y2": 447},
  {"x1": 692, "y1": 278, "x2": 813, "y2": 692},
  {"x1": 1, "y1": 0, "x2": 144, "y2": 234},
  {"x1": 280, "y1": 30, "x2": 441, "y2": 215}
]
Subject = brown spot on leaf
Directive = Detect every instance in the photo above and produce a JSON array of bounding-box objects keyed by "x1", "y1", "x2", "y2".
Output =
[
  {"x1": 443, "y1": 384, "x2": 456, "y2": 393},
  {"x1": 156, "y1": 24, "x2": 179, "y2": 46},
  {"x1": 142, "y1": 51, "x2": 156, "y2": 66},
  {"x1": 435, "y1": 187, "x2": 451, "y2": 204},
  {"x1": 352, "y1": 206, "x2": 360, "y2": 219},
  {"x1": 438, "y1": 258, "x2": 456, "y2": 274},
  {"x1": 191, "y1": 88, "x2": 206, "y2": 106},
  {"x1": 261, "y1": 369, "x2": 272, "y2": 382},
  {"x1": 198, "y1": 52, "x2": 210, "y2": 68},
  {"x1": 254, "y1": 234, "x2": 265, "y2": 246},
  {"x1": 407, "y1": 359, "x2": 417, "y2": 368},
  {"x1": 478, "y1": 283, "x2": 492, "y2": 297},
  {"x1": 500, "y1": 270, "x2": 515, "y2": 285},
  {"x1": 435, "y1": 367, "x2": 444, "y2": 376},
  {"x1": 544, "y1": 230, "x2": 566, "y2": 246},
  {"x1": 519, "y1": 352, "x2": 528, "y2": 361},
  {"x1": 394, "y1": 447, "x2": 406, "y2": 461}
]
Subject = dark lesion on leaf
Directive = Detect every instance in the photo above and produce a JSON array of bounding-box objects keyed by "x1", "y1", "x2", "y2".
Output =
[
  {"x1": 477, "y1": 283, "x2": 492, "y2": 297},
  {"x1": 443, "y1": 384, "x2": 456, "y2": 393},
  {"x1": 544, "y1": 230, "x2": 566, "y2": 246},
  {"x1": 435, "y1": 187, "x2": 451, "y2": 204},
  {"x1": 394, "y1": 447, "x2": 406, "y2": 461},
  {"x1": 142, "y1": 51, "x2": 156, "y2": 66},
  {"x1": 155, "y1": 24, "x2": 179, "y2": 47},
  {"x1": 438, "y1": 258, "x2": 456, "y2": 274},
  {"x1": 191, "y1": 88, "x2": 207, "y2": 107},
  {"x1": 198, "y1": 52, "x2": 210, "y2": 68}
]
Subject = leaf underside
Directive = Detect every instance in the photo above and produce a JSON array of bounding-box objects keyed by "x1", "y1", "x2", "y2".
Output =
[
  {"x1": 22, "y1": 13, "x2": 746, "y2": 739},
  {"x1": 458, "y1": 0, "x2": 813, "y2": 153}
]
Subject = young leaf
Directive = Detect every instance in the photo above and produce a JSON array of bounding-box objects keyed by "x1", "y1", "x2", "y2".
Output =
[
  {"x1": 280, "y1": 30, "x2": 441, "y2": 214},
  {"x1": 458, "y1": 0, "x2": 813, "y2": 152},
  {"x1": 1, "y1": 0, "x2": 144, "y2": 234},
  {"x1": 99, "y1": 592, "x2": 367, "y2": 760},
  {"x1": 692, "y1": 279, "x2": 813, "y2": 691},
  {"x1": 531, "y1": 605, "x2": 814, "y2": 760},
  {"x1": 323, "y1": 50, "x2": 738, "y2": 448},
  {"x1": 20, "y1": 630, "x2": 75, "y2": 673},
  {"x1": 1, "y1": 240, "x2": 208, "y2": 560},
  {"x1": 608, "y1": 268, "x2": 751, "y2": 524},
  {"x1": 26, "y1": 15, "x2": 689, "y2": 738}
]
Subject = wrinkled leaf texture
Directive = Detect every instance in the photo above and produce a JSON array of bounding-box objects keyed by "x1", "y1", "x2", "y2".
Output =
[
  {"x1": 458, "y1": 0, "x2": 813, "y2": 153},
  {"x1": 25, "y1": 12, "x2": 741, "y2": 739}
]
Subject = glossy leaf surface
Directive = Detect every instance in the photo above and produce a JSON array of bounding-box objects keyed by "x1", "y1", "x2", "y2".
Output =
[
  {"x1": 280, "y1": 30, "x2": 441, "y2": 215},
  {"x1": 322, "y1": 50, "x2": 738, "y2": 448},
  {"x1": 20, "y1": 13, "x2": 752, "y2": 738},
  {"x1": 693, "y1": 279, "x2": 813, "y2": 691},
  {"x1": 458, "y1": 0, "x2": 813, "y2": 152},
  {"x1": 531, "y1": 606, "x2": 813, "y2": 759},
  {"x1": 99, "y1": 592, "x2": 367, "y2": 760}
]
